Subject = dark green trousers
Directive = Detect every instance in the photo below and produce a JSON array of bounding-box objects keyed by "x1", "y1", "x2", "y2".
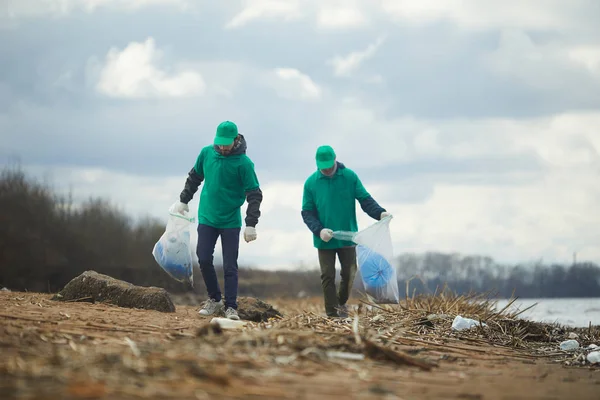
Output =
[{"x1": 317, "y1": 246, "x2": 357, "y2": 317}]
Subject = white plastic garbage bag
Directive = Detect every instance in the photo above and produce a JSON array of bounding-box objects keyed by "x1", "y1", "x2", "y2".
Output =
[
  {"x1": 332, "y1": 215, "x2": 399, "y2": 304},
  {"x1": 152, "y1": 202, "x2": 195, "y2": 287}
]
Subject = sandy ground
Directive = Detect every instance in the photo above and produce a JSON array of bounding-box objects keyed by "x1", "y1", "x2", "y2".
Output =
[{"x1": 0, "y1": 291, "x2": 599, "y2": 400}]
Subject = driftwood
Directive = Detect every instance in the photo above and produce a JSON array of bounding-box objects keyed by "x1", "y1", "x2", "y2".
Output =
[{"x1": 52, "y1": 270, "x2": 176, "y2": 313}]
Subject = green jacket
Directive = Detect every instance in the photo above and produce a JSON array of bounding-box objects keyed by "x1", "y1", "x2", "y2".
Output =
[
  {"x1": 179, "y1": 135, "x2": 262, "y2": 229},
  {"x1": 301, "y1": 162, "x2": 386, "y2": 249}
]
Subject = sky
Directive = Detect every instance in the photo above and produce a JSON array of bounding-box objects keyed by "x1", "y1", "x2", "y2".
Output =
[{"x1": 1, "y1": 0, "x2": 600, "y2": 270}]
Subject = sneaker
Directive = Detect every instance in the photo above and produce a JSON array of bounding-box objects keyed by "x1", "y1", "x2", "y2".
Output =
[
  {"x1": 337, "y1": 304, "x2": 349, "y2": 318},
  {"x1": 198, "y1": 298, "x2": 224, "y2": 316},
  {"x1": 224, "y1": 307, "x2": 240, "y2": 320}
]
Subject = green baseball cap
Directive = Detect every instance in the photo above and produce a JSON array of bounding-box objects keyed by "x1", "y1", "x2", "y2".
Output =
[
  {"x1": 315, "y1": 145, "x2": 336, "y2": 170},
  {"x1": 214, "y1": 121, "x2": 238, "y2": 146}
]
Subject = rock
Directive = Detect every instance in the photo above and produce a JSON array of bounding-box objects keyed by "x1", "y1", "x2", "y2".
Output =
[
  {"x1": 52, "y1": 270, "x2": 176, "y2": 313},
  {"x1": 568, "y1": 332, "x2": 579, "y2": 340},
  {"x1": 237, "y1": 296, "x2": 283, "y2": 322}
]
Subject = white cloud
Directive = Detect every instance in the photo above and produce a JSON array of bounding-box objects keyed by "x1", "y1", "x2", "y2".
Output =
[
  {"x1": 569, "y1": 46, "x2": 600, "y2": 78},
  {"x1": 94, "y1": 37, "x2": 206, "y2": 99},
  {"x1": 269, "y1": 68, "x2": 322, "y2": 101},
  {"x1": 327, "y1": 35, "x2": 387, "y2": 77},
  {"x1": 1, "y1": 0, "x2": 189, "y2": 22},
  {"x1": 380, "y1": 0, "x2": 599, "y2": 32},
  {"x1": 225, "y1": 0, "x2": 371, "y2": 31},
  {"x1": 483, "y1": 29, "x2": 600, "y2": 90},
  {"x1": 225, "y1": 0, "x2": 303, "y2": 29},
  {"x1": 323, "y1": 97, "x2": 600, "y2": 170},
  {"x1": 316, "y1": 6, "x2": 368, "y2": 29}
]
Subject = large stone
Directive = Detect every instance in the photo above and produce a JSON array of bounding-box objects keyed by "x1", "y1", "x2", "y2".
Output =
[
  {"x1": 237, "y1": 296, "x2": 283, "y2": 322},
  {"x1": 52, "y1": 270, "x2": 176, "y2": 313}
]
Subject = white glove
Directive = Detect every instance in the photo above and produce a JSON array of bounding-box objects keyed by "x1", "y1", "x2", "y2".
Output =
[
  {"x1": 320, "y1": 228, "x2": 333, "y2": 242},
  {"x1": 380, "y1": 211, "x2": 392, "y2": 220},
  {"x1": 244, "y1": 226, "x2": 257, "y2": 243},
  {"x1": 173, "y1": 201, "x2": 189, "y2": 215}
]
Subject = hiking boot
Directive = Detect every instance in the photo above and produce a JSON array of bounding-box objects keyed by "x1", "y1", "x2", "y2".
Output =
[
  {"x1": 225, "y1": 307, "x2": 240, "y2": 320},
  {"x1": 198, "y1": 298, "x2": 224, "y2": 316},
  {"x1": 337, "y1": 304, "x2": 349, "y2": 318}
]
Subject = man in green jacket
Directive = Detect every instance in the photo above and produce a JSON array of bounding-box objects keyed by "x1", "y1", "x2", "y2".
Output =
[
  {"x1": 301, "y1": 145, "x2": 391, "y2": 318},
  {"x1": 173, "y1": 121, "x2": 263, "y2": 321}
]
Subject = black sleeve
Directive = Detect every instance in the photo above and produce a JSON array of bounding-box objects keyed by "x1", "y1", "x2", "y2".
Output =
[
  {"x1": 179, "y1": 167, "x2": 204, "y2": 204},
  {"x1": 301, "y1": 210, "x2": 324, "y2": 236},
  {"x1": 359, "y1": 196, "x2": 386, "y2": 220},
  {"x1": 244, "y1": 188, "x2": 263, "y2": 227}
]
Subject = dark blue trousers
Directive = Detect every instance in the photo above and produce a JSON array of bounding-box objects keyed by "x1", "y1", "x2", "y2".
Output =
[{"x1": 196, "y1": 223, "x2": 241, "y2": 310}]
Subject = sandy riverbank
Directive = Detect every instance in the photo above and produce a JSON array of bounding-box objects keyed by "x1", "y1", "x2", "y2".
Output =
[{"x1": 1, "y1": 291, "x2": 599, "y2": 400}]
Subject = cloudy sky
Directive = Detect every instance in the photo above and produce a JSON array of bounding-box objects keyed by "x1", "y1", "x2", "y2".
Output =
[{"x1": 2, "y1": 0, "x2": 600, "y2": 270}]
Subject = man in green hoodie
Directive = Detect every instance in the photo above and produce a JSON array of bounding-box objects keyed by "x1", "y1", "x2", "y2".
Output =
[
  {"x1": 301, "y1": 145, "x2": 391, "y2": 318},
  {"x1": 173, "y1": 121, "x2": 263, "y2": 321}
]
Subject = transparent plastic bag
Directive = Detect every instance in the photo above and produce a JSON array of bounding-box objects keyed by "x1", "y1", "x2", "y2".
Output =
[
  {"x1": 332, "y1": 215, "x2": 399, "y2": 304},
  {"x1": 152, "y1": 203, "x2": 195, "y2": 287}
]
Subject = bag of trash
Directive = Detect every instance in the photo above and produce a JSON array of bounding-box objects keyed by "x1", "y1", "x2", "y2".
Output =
[
  {"x1": 152, "y1": 202, "x2": 195, "y2": 287},
  {"x1": 332, "y1": 215, "x2": 399, "y2": 304}
]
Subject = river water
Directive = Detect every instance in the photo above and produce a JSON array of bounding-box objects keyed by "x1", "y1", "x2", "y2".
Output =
[{"x1": 494, "y1": 298, "x2": 600, "y2": 328}]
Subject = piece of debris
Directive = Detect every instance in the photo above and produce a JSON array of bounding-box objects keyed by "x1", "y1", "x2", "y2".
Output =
[
  {"x1": 559, "y1": 340, "x2": 579, "y2": 351},
  {"x1": 452, "y1": 315, "x2": 487, "y2": 331},
  {"x1": 237, "y1": 297, "x2": 283, "y2": 322},
  {"x1": 124, "y1": 337, "x2": 141, "y2": 357},
  {"x1": 210, "y1": 317, "x2": 247, "y2": 330},
  {"x1": 568, "y1": 332, "x2": 579, "y2": 340},
  {"x1": 51, "y1": 270, "x2": 176, "y2": 313},
  {"x1": 326, "y1": 351, "x2": 365, "y2": 361},
  {"x1": 587, "y1": 351, "x2": 600, "y2": 364}
]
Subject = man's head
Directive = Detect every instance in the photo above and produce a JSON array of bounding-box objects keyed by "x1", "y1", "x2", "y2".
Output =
[
  {"x1": 316, "y1": 145, "x2": 337, "y2": 176},
  {"x1": 214, "y1": 121, "x2": 239, "y2": 154}
]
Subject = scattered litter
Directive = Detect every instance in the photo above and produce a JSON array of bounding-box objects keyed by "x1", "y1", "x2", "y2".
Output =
[
  {"x1": 124, "y1": 337, "x2": 141, "y2": 357},
  {"x1": 587, "y1": 344, "x2": 598, "y2": 350},
  {"x1": 210, "y1": 317, "x2": 247, "y2": 330},
  {"x1": 326, "y1": 351, "x2": 365, "y2": 361},
  {"x1": 587, "y1": 351, "x2": 600, "y2": 364},
  {"x1": 452, "y1": 316, "x2": 487, "y2": 331},
  {"x1": 559, "y1": 340, "x2": 579, "y2": 351},
  {"x1": 567, "y1": 332, "x2": 579, "y2": 340},
  {"x1": 1, "y1": 287, "x2": 10, "y2": 292}
]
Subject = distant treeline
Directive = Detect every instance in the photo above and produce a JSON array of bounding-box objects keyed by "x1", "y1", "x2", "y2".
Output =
[
  {"x1": 1, "y1": 166, "x2": 598, "y2": 299},
  {"x1": 394, "y1": 253, "x2": 600, "y2": 299}
]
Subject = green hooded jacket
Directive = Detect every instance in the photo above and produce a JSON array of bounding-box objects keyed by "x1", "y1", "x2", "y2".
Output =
[
  {"x1": 301, "y1": 162, "x2": 386, "y2": 249},
  {"x1": 180, "y1": 134, "x2": 262, "y2": 229}
]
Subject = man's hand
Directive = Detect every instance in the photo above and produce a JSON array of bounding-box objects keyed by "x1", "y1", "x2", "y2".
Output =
[
  {"x1": 380, "y1": 211, "x2": 392, "y2": 220},
  {"x1": 172, "y1": 201, "x2": 189, "y2": 215},
  {"x1": 244, "y1": 226, "x2": 257, "y2": 243},
  {"x1": 320, "y1": 228, "x2": 333, "y2": 242}
]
